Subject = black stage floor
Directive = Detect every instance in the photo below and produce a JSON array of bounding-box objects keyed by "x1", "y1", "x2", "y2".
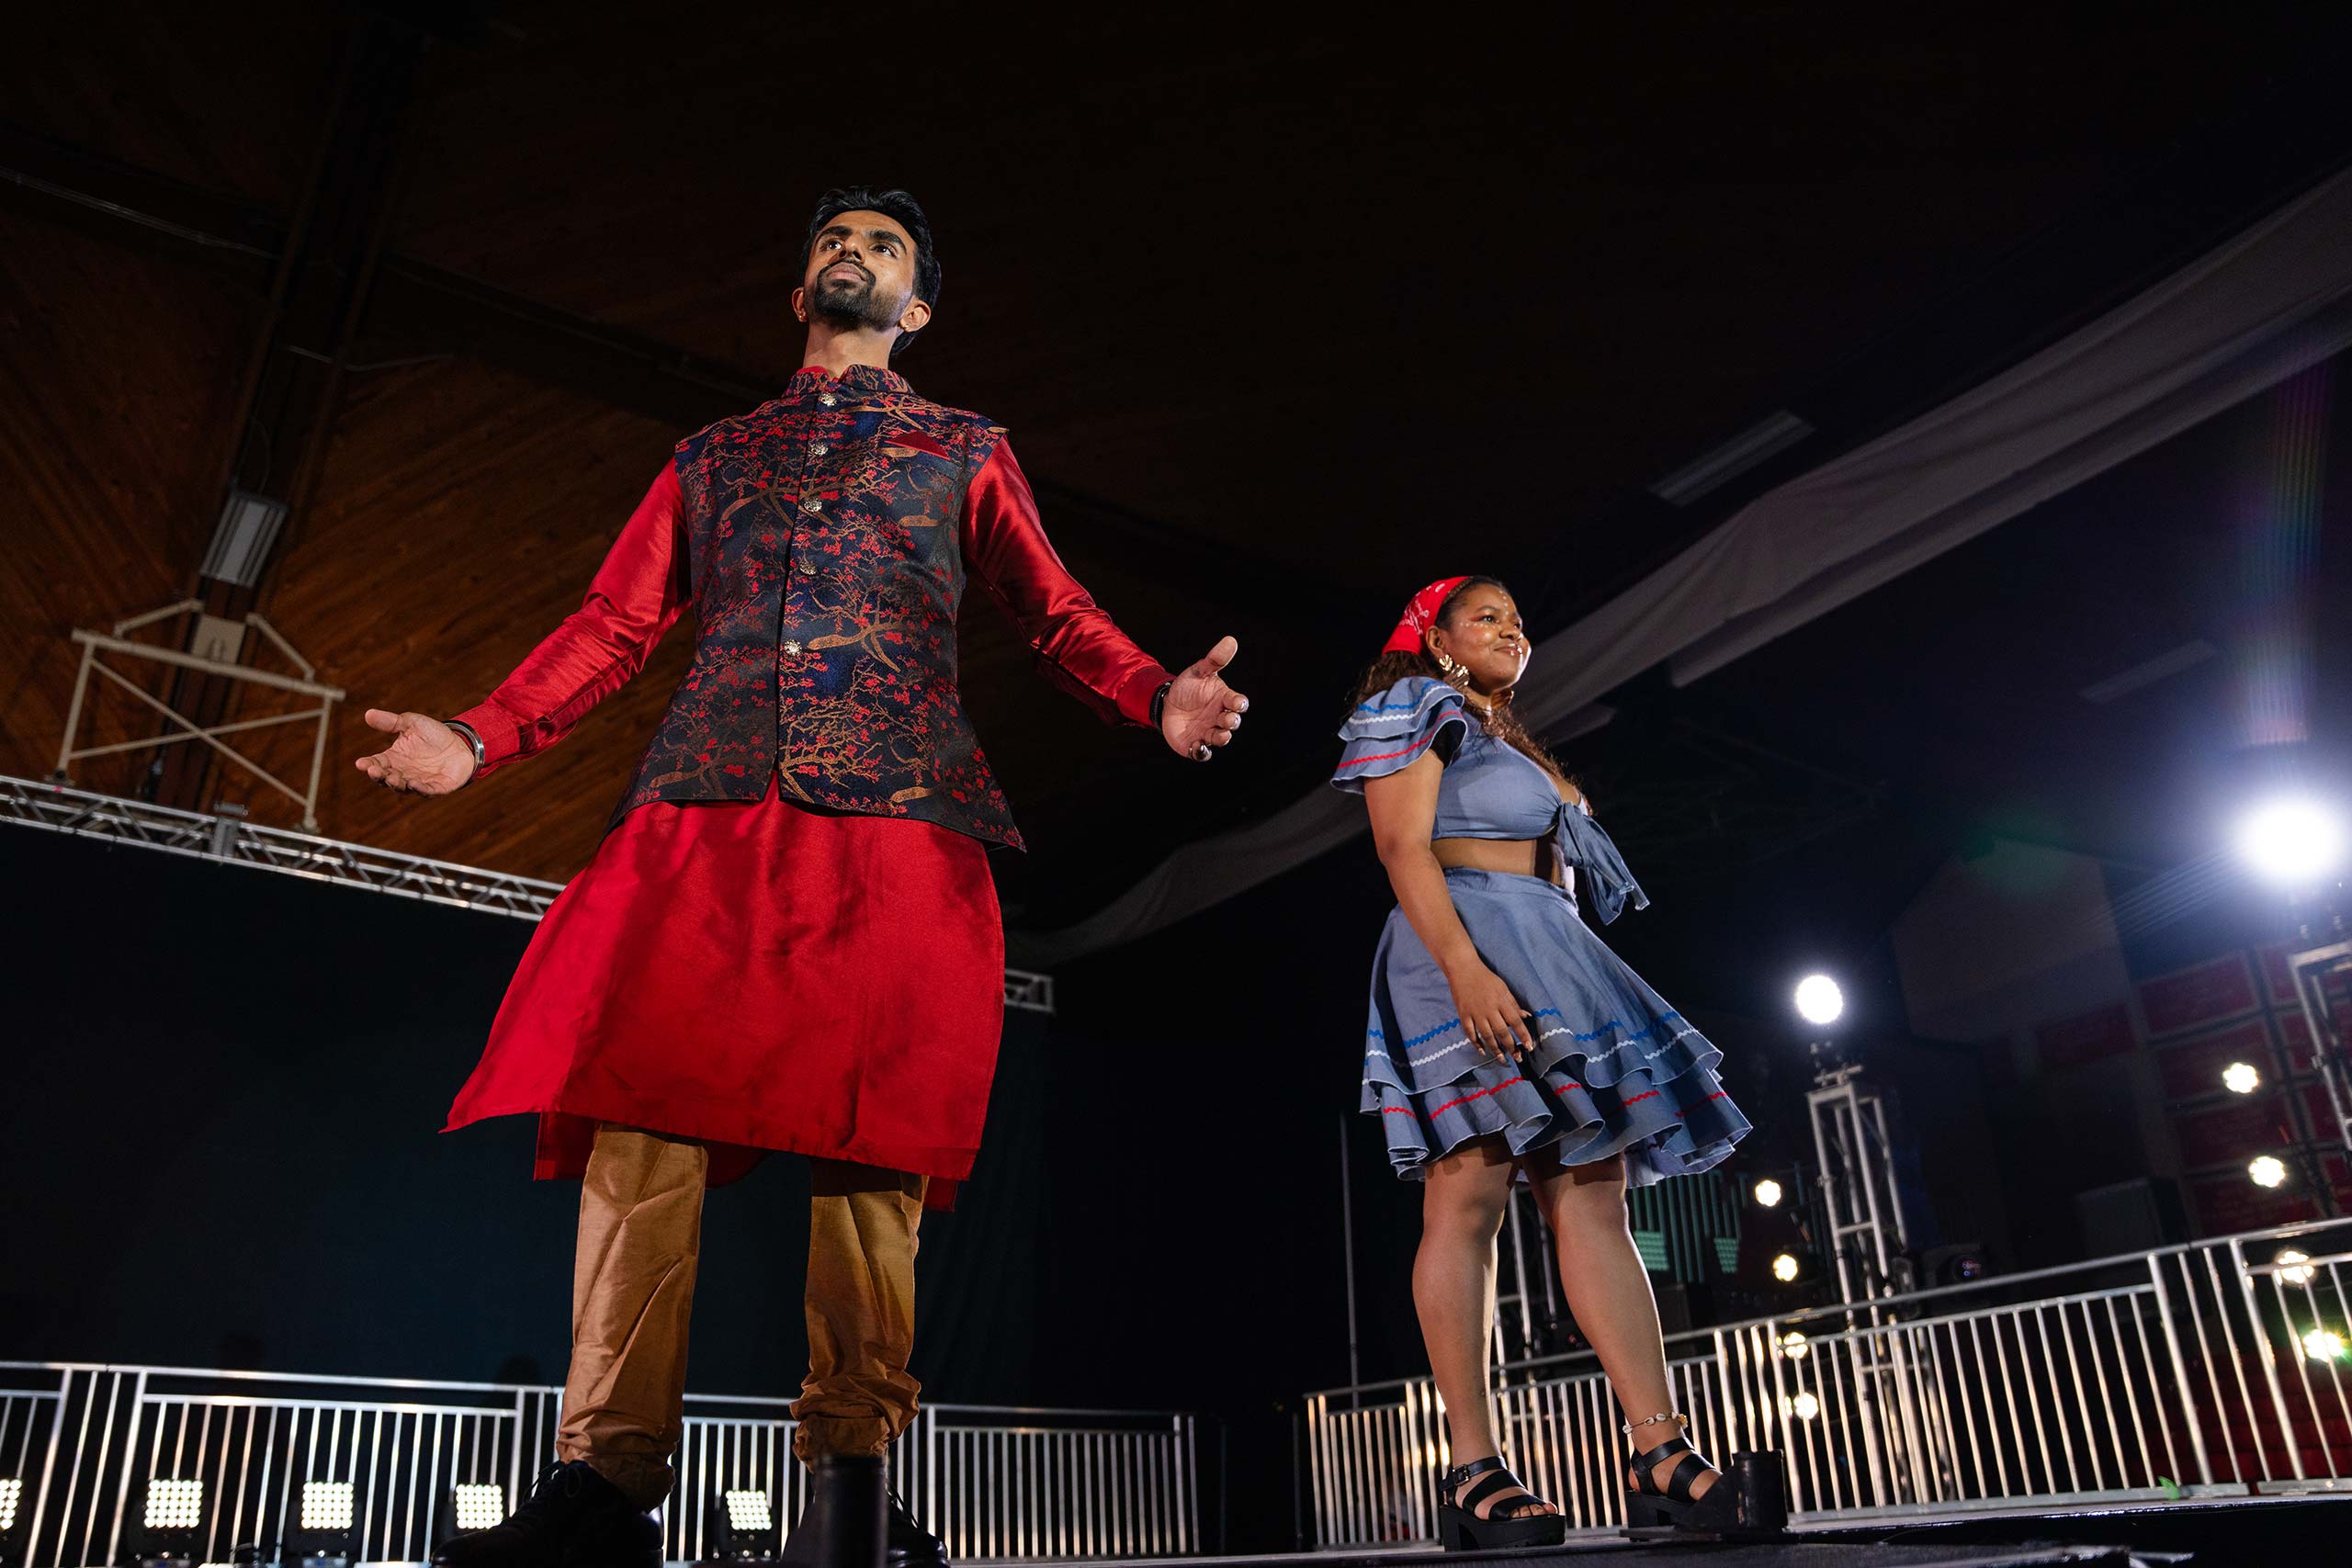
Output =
[{"x1": 1092, "y1": 1493, "x2": 2352, "y2": 1566}]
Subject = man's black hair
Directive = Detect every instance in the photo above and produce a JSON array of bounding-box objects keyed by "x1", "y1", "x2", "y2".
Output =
[{"x1": 799, "y1": 186, "x2": 941, "y2": 357}]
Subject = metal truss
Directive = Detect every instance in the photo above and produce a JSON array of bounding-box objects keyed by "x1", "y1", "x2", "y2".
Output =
[{"x1": 0, "y1": 774, "x2": 1056, "y2": 1011}]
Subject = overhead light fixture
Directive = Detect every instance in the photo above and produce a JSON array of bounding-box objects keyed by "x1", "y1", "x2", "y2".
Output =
[
  {"x1": 2249, "y1": 1156, "x2": 2290, "y2": 1190},
  {"x1": 2276, "y1": 1248, "x2": 2317, "y2": 1287},
  {"x1": 1793, "y1": 975, "x2": 1844, "y2": 1027},
  {"x1": 1778, "y1": 1331, "x2": 1809, "y2": 1360},
  {"x1": 0, "y1": 1476, "x2": 21, "y2": 1532},
  {"x1": 2301, "y1": 1327, "x2": 2347, "y2": 1363},
  {"x1": 2222, "y1": 1062, "x2": 2262, "y2": 1095},
  {"x1": 1751, "y1": 1178, "x2": 1784, "y2": 1208},
  {"x1": 2236, "y1": 797, "x2": 2347, "y2": 887}
]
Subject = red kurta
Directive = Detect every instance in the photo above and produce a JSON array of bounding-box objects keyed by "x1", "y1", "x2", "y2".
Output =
[{"x1": 440, "y1": 378, "x2": 1167, "y2": 1207}]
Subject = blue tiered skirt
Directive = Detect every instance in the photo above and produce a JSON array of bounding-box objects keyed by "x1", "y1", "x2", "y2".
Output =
[{"x1": 1363, "y1": 868, "x2": 1748, "y2": 1185}]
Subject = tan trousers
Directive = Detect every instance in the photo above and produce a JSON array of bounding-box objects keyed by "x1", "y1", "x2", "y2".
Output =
[{"x1": 553, "y1": 1124, "x2": 927, "y2": 1509}]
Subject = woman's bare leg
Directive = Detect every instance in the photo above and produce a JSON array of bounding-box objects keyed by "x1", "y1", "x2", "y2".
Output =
[
  {"x1": 1413, "y1": 1137, "x2": 1555, "y2": 1517},
  {"x1": 1526, "y1": 1151, "x2": 1717, "y2": 1499}
]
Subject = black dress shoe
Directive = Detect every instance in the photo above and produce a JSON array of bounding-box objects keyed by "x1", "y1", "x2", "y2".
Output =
[
  {"x1": 432, "y1": 1461, "x2": 662, "y2": 1568},
  {"x1": 883, "y1": 1489, "x2": 947, "y2": 1568},
  {"x1": 781, "y1": 1477, "x2": 946, "y2": 1568}
]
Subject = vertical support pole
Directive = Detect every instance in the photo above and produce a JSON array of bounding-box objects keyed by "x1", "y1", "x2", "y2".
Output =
[
  {"x1": 2228, "y1": 1235, "x2": 2308, "y2": 1481},
  {"x1": 52, "y1": 644, "x2": 96, "y2": 781},
  {"x1": 1338, "y1": 1118, "x2": 1363, "y2": 1403}
]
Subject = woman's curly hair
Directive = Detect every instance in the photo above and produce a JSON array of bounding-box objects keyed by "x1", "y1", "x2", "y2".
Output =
[{"x1": 1343, "y1": 575, "x2": 1577, "y2": 794}]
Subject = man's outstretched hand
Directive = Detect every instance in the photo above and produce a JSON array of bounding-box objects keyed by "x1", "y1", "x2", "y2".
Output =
[
  {"x1": 1160, "y1": 636, "x2": 1249, "y2": 761},
  {"x1": 354, "y1": 708, "x2": 477, "y2": 796}
]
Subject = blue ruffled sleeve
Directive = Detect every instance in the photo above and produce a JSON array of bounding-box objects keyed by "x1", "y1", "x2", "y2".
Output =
[{"x1": 1331, "y1": 676, "x2": 1470, "y2": 793}]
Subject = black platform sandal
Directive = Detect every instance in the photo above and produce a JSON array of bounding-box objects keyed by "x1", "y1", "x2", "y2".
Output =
[
  {"x1": 1434, "y1": 1454, "x2": 1568, "y2": 1551},
  {"x1": 1621, "y1": 1411, "x2": 1740, "y2": 1534}
]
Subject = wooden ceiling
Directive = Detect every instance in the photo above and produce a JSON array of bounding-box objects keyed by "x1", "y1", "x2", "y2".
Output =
[{"x1": 2, "y1": 1, "x2": 2340, "y2": 925}]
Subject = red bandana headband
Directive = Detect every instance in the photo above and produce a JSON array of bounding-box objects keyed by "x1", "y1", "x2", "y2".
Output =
[{"x1": 1381, "y1": 576, "x2": 1470, "y2": 655}]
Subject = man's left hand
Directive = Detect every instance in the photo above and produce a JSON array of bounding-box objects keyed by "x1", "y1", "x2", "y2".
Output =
[{"x1": 1161, "y1": 636, "x2": 1249, "y2": 761}]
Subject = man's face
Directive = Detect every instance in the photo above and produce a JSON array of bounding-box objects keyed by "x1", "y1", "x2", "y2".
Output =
[{"x1": 797, "y1": 209, "x2": 923, "y2": 334}]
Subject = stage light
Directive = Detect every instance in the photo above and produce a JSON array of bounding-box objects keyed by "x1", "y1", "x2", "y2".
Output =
[
  {"x1": 2277, "y1": 1248, "x2": 2317, "y2": 1287},
  {"x1": 299, "y1": 1483, "x2": 354, "y2": 1532},
  {"x1": 2302, "y1": 1327, "x2": 2347, "y2": 1363},
  {"x1": 144, "y1": 1481, "x2": 204, "y2": 1532},
  {"x1": 0, "y1": 1477, "x2": 19, "y2": 1531},
  {"x1": 2250, "y1": 1156, "x2": 2289, "y2": 1190},
  {"x1": 1772, "y1": 1252, "x2": 1801, "y2": 1282},
  {"x1": 450, "y1": 1485, "x2": 505, "y2": 1534},
  {"x1": 1752, "y1": 1178, "x2": 1784, "y2": 1208},
  {"x1": 1792, "y1": 1392, "x2": 1820, "y2": 1421},
  {"x1": 2237, "y1": 797, "x2": 2347, "y2": 886},
  {"x1": 1793, "y1": 975, "x2": 1844, "y2": 1027},
  {"x1": 2222, "y1": 1061, "x2": 2262, "y2": 1094},
  {"x1": 707, "y1": 1487, "x2": 776, "y2": 1559},
  {"x1": 1779, "y1": 1331, "x2": 1809, "y2": 1360},
  {"x1": 285, "y1": 1481, "x2": 356, "y2": 1568}
]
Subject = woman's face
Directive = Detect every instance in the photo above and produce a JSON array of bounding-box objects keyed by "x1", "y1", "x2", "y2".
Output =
[{"x1": 1430, "y1": 585, "x2": 1531, "y2": 694}]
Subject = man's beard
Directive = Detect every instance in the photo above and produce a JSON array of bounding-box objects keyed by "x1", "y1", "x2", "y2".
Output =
[{"x1": 807, "y1": 269, "x2": 899, "y2": 332}]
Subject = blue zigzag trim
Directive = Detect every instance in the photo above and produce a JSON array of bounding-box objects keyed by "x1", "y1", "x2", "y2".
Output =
[{"x1": 1372, "y1": 1006, "x2": 1565, "y2": 1046}]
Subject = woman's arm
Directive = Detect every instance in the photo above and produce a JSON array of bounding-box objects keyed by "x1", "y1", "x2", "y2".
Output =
[{"x1": 1364, "y1": 750, "x2": 1538, "y2": 1061}]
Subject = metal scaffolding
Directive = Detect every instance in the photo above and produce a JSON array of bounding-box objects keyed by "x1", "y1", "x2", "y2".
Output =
[{"x1": 52, "y1": 600, "x2": 346, "y2": 830}]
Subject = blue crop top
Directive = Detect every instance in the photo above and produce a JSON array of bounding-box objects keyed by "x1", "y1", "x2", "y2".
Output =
[{"x1": 1331, "y1": 676, "x2": 1650, "y2": 923}]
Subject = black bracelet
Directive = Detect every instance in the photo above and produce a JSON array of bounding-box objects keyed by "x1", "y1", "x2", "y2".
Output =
[{"x1": 1148, "y1": 678, "x2": 1174, "y2": 728}]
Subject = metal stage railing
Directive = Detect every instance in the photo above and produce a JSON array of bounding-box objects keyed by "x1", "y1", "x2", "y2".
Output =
[
  {"x1": 1303, "y1": 1217, "x2": 2352, "y2": 1546},
  {"x1": 0, "y1": 1364, "x2": 1198, "y2": 1565}
]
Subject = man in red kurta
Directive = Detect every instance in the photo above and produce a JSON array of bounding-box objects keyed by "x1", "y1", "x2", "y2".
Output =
[{"x1": 356, "y1": 186, "x2": 1248, "y2": 1568}]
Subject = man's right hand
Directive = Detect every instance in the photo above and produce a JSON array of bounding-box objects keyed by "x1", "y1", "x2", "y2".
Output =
[{"x1": 354, "y1": 708, "x2": 477, "y2": 796}]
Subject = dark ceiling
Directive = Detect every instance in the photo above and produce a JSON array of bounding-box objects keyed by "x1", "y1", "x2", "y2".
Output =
[{"x1": 3, "y1": 1, "x2": 2346, "y2": 932}]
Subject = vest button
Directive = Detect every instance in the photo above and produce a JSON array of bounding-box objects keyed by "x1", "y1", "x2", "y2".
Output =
[
  {"x1": 780, "y1": 640, "x2": 804, "y2": 656},
  {"x1": 801, "y1": 497, "x2": 823, "y2": 513},
  {"x1": 817, "y1": 393, "x2": 838, "y2": 407},
  {"x1": 809, "y1": 443, "x2": 829, "y2": 457}
]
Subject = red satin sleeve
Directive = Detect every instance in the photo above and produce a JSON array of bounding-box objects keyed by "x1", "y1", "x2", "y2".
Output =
[
  {"x1": 450, "y1": 466, "x2": 693, "y2": 776},
  {"x1": 962, "y1": 439, "x2": 1170, "y2": 728}
]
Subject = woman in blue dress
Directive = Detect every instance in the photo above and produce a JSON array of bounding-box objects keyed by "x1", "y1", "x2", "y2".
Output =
[{"x1": 1335, "y1": 575, "x2": 1750, "y2": 1547}]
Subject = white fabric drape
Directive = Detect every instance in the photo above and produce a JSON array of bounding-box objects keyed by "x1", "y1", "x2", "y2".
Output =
[{"x1": 1014, "y1": 168, "x2": 2352, "y2": 966}]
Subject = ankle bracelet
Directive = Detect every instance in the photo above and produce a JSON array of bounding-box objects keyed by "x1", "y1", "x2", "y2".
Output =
[{"x1": 1620, "y1": 1410, "x2": 1686, "y2": 1438}]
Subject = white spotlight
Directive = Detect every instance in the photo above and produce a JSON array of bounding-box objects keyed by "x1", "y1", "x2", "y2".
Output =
[
  {"x1": 1793, "y1": 975, "x2": 1845, "y2": 1027},
  {"x1": 2277, "y1": 1248, "x2": 2317, "y2": 1287},
  {"x1": 300, "y1": 1482, "x2": 356, "y2": 1531},
  {"x1": 2302, "y1": 1327, "x2": 2347, "y2": 1363},
  {"x1": 2222, "y1": 1061, "x2": 2262, "y2": 1095},
  {"x1": 723, "y1": 1490, "x2": 774, "y2": 1533},
  {"x1": 1752, "y1": 1178, "x2": 1784, "y2": 1208},
  {"x1": 1771, "y1": 1252, "x2": 1802, "y2": 1283},
  {"x1": 2236, "y1": 797, "x2": 2347, "y2": 886},
  {"x1": 1779, "y1": 1331, "x2": 1809, "y2": 1360},
  {"x1": 452, "y1": 1484, "x2": 506, "y2": 1534},
  {"x1": 2249, "y1": 1155, "x2": 2289, "y2": 1190},
  {"x1": 0, "y1": 1478, "x2": 20, "y2": 1532},
  {"x1": 143, "y1": 1479, "x2": 205, "y2": 1531}
]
